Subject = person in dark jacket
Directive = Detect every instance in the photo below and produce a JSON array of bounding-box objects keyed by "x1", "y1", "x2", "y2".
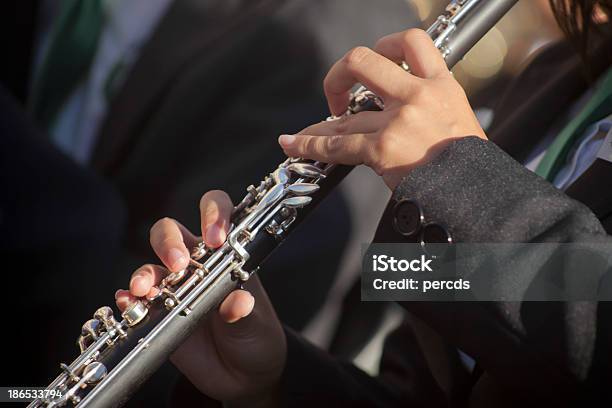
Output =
[
  {"x1": 115, "y1": 0, "x2": 612, "y2": 406},
  {"x1": 0, "y1": 86, "x2": 126, "y2": 388}
]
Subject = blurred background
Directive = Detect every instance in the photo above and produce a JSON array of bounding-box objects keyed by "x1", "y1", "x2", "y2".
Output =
[{"x1": 419, "y1": 0, "x2": 562, "y2": 97}]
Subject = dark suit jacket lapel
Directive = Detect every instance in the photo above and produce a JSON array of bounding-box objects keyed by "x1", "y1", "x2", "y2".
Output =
[
  {"x1": 564, "y1": 158, "x2": 612, "y2": 218},
  {"x1": 487, "y1": 34, "x2": 612, "y2": 229},
  {"x1": 487, "y1": 41, "x2": 588, "y2": 162},
  {"x1": 91, "y1": 0, "x2": 276, "y2": 175}
]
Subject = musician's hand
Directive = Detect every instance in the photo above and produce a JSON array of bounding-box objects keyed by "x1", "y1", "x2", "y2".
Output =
[
  {"x1": 115, "y1": 190, "x2": 285, "y2": 407},
  {"x1": 278, "y1": 29, "x2": 486, "y2": 190}
]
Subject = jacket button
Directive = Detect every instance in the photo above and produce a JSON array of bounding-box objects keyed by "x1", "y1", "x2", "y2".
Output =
[
  {"x1": 392, "y1": 199, "x2": 424, "y2": 238},
  {"x1": 420, "y1": 222, "x2": 453, "y2": 258}
]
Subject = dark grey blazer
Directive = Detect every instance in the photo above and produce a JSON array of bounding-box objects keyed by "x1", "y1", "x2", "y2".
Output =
[{"x1": 279, "y1": 39, "x2": 612, "y2": 407}]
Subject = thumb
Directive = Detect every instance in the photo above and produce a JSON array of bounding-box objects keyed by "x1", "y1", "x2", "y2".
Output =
[
  {"x1": 211, "y1": 276, "x2": 272, "y2": 345},
  {"x1": 218, "y1": 289, "x2": 255, "y2": 324},
  {"x1": 170, "y1": 275, "x2": 286, "y2": 401},
  {"x1": 210, "y1": 276, "x2": 285, "y2": 369}
]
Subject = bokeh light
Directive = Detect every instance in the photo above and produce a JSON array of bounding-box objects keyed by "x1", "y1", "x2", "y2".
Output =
[{"x1": 406, "y1": 0, "x2": 563, "y2": 96}]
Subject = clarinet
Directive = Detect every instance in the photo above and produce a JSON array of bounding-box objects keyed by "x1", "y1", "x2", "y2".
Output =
[{"x1": 30, "y1": 1, "x2": 517, "y2": 406}]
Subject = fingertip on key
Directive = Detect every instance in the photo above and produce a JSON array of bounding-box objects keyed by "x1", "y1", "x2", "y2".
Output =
[
  {"x1": 167, "y1": 247, "x2": 188, "y2": 271},
  {"x1": 115, "y1": 290, "x2": 132, "y2": 311},
  {"x1": 241, "y1": 292, "x2": 255, "y2": 318},
  {"x1": 129, "y1": 275, "x2": 149, "y2": 297},
  {"x1": 115, "y1": 289, "x2": 128, "y2": 299},
  {"x1": 218, "y1": 290, "x2": 253, "y2": 323},
  {"x1": 278, "y1": 134, "x2": 296, "y2": 147},
  {"x1": 205, "y1": 224, "x2": 227, "y2": 248}
]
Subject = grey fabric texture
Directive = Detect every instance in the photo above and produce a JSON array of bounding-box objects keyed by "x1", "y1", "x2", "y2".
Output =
[
  {"x1": 393, "y1": 136, "x2": 606, "y2": 243},
  {"x1": 281, "y1": 137, "x2": 612, "y2": 407}
]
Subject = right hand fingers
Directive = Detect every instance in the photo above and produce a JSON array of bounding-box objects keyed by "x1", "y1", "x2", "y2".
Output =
[
  {"x1": 116, "y1": 271, "x2": 258, "y2": 322},
  {"x1": 116, "y1": 276, "x2": 257, "y2": 321},
  {"x1": 218, "y1": 289, "x2": 255, "y2": 323},
  {"x1": 210, "y1": 276, "x2": 270, "y2": 347},
  {"x1": 115, "y1": 289, "x2": 134, "y2": 311},
  {"x1": 120, "y1": 190, "x2": 234, "y2": 305},
  {"x1": 115, "y1": 264, "x2": 168, "y2": 309},
  {"x1": 174, "y1": 275, "x2": 282, "y2": 370},
  {"x1": 148, "y1": 190, "x2": 233, "y2": 273},
  {"x1": 171, "y1": 276, "x2": 286, "y2": 401},
  {"x1": 149, "y1": 218, "x2": 197, "y2": 272},
  {"x1": 199, "y1": 190, "x2": 233, "y2": 248},
  {"x1": 129, "y1": 264, "x2": 168, "y2": 297}
]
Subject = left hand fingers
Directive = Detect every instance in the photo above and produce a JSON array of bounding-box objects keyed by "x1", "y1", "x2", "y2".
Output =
[
  {"x1": 324, "y1": 46, "x2": 412, "y2": 116},
  {"x1": 374, "y1": 29, "x2": 449, "y2": 79},
  {"x1": 297, "y1": 110, "x2": 388, "y2": 137},
  {"x1": 279, "y1": 132, "x2": 374, "y2": 167}
]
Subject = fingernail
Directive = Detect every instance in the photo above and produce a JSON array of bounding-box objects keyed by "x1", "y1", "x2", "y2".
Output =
[
  {"x1": 129, "y1": 274, "x2": 144, "y2": 289},
  {"x1": 241, "y1": 293, "x2": 255, "y2": 318},
  {"x1": 206, "y1": 224, "x2": 226, "y2": 247},
  {"x1": 146, "y1": 287, "x2": 160, "y2": 301},
  {"x1": 167, "y1": 248, "x2": 187, "y2": 271},
  {"x1": 278, "y1": 134, "x2": 296, "y2": 147},
  {"x1": 114, "y1": 289, "x2": 123, "y2": 299}
]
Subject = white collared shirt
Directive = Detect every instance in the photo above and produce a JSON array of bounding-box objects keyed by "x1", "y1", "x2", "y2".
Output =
[
  {"x1": 34, "y1": 0, "x2": 173, "y2": 164},
  {"x1": 524, "y1": 114, "x2": 612, "y2": 190},
  {"x1": 477, "y1": 72, "x2": 612, "y2": 191}
]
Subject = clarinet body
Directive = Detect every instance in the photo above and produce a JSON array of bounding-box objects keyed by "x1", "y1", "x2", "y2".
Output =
[{"x1": 30, "y1": 1, "x2": 517, "y2": 406}]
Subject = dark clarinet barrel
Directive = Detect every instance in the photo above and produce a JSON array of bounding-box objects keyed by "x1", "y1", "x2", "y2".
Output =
[
  {"x1": 243, "y1": 164, "x2": 355, "y2": 271},
  {"x1": 78, "y1": 273, "x2": 238, "y2": 408},
  {"x1": 79, "y1": 162, "x2": 354, "y2": 408},
  {"x1": 76, "y1": 307, "x2": 172, "y2": 407}
]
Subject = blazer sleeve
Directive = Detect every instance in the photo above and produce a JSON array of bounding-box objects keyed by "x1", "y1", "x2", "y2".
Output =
[
  {"x1": 374, "y1": 136, "x2": 612, "y2": 406},
  {"x1": 280, "y1": 325, "x2": 447, "y2": 408},
  {"x1": 280, "y1": 137, "x2": 612, "y2": 407}
]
